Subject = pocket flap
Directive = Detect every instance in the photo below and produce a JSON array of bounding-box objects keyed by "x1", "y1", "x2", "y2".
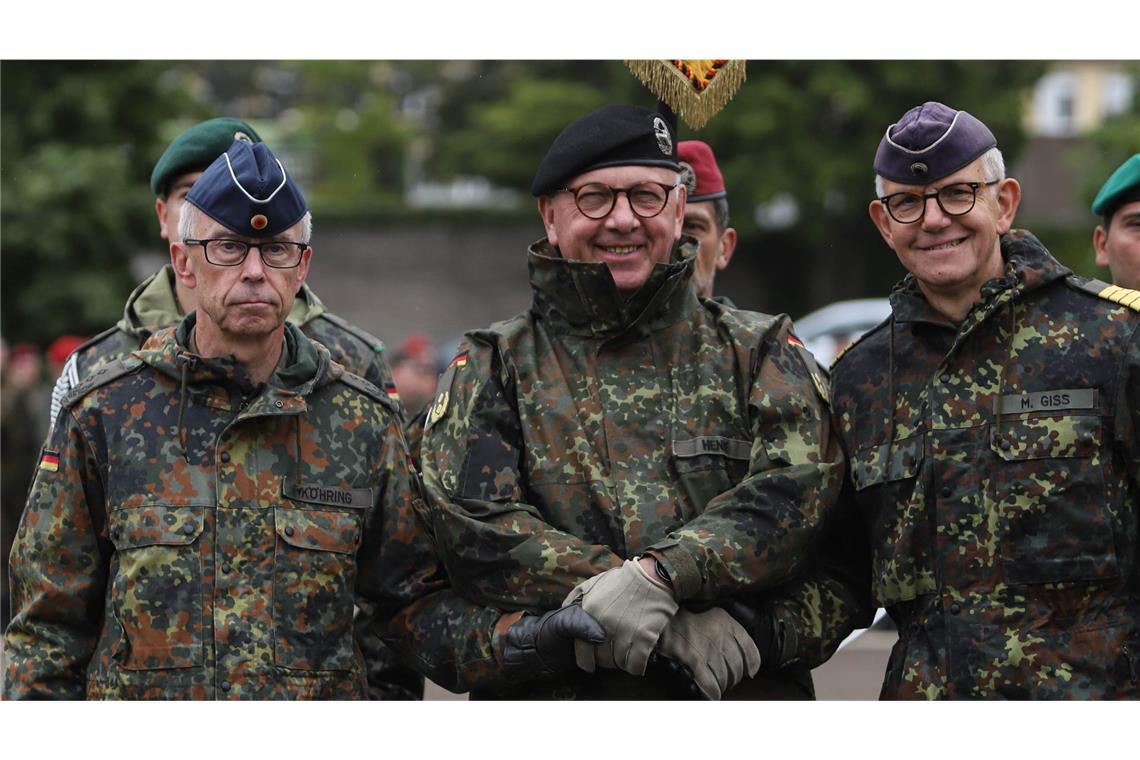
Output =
[
  {"x1": 851, "y1": 435, "x2": 923, "y2": 491},
  {"x1": 274, "y1": 507, "x2": 361, "y2": 554},
  {"x1": 991, "y1": 414, "x2": 1100, "y2": 460},
  {"x1": 109, "y1": 506, "x2": 204, "y2": 550}
]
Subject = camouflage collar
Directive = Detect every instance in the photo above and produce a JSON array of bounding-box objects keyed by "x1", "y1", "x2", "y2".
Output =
[
  {"x1": 136, "y1": 312, "x2": 330, "y2": 398},
  {"x1": 287, "y1": 283, "x2": 325, "y2": 328},
  {"x1": 889, "y1": 229, "x2": 1071, "y2": 326},
  {"x1": 117, "y1": 264, "x2": 184, "y2": 338},
  {"x1": 526, "y1": 236, "x2": 700, "y2": 338}
]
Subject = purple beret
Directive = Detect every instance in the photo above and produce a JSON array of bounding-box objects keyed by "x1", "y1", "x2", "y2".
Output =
[
  {"x1": 874, "y1": 101, "x2": 997, "y2": 184},
  {"x1": 186, "y1": 140, "x2": 307, "y2": 238},
  {"x1": 531, "y1": 104, "x2": 680, "y2": 196}
]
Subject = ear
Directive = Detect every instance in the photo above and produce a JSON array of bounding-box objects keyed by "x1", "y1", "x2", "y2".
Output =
[
  {"x1": 170, "y1": 241, "x2": 196, "y2": 289},
  {"x1": 716, "y1": 227, "x2": 737, "y2": 271},
  {"x1": 868, "y1": 200, "x2": 896, "y2": 249},
  {"x1": 156, "y1": 197, "x2": 170, "y2": 241},
  {"x1": 295, "y1": 246, "x2": 313, "y2": 287},
  {"x1": 672, "y1": 184, "x2": 687, "y2": 242},
  {"x1": 993, "y1": 177, "x2": 1021, "y2": 234},
  {"x1": 538, "y1": 196, "x2": 559, "y2": 247},
  {"x1": 1093, "y1": 225, "x2": 1109, "y2": 267}
]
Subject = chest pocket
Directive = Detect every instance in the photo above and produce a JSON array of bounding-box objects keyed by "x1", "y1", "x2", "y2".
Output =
[
  {"x1": 671, "y1": 436, "x2": 751, "y2": 519},
  {"x1": 108, "y1": 506, "x2": 205, "y2": 670},
  {"x1": 850, "y1": 434, "x2": 934, "y2": 603},
  {"x1": 989, "y1": 413, "x2": 1116, "y2": 585},
  {"x1": 272, "y1": 505, "x2": 363, "y2": 672}
]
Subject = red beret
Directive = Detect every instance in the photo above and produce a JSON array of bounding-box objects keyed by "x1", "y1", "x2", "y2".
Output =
[{"x1": 678, "y1": 140, "x2": 726, "y2": 202}]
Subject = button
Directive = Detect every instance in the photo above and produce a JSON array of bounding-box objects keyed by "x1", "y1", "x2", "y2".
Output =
[
  {"x1": 220, "y1": 452, "x2": 231, "y2": 463},
  {"x1": 940, "y1": 374, "x2": 951, "y2": 384},
  {"x1": 275, "y1": 400, "x2": 284, "y2": 408},
  {"x1": 284, "y1": 527, "x2": 295, "y2": 537},
  {"x1": 1000, "y1": 439, "x2": 1011, "y2": 452},
  {"x1": 949, "y1": 603, "x2": 961, "y2": 615},
  {"x1": 182, "y1": 522, "x2": 196, "y2": 535},
  {"x1": 940, "y1": 487, "x2": 951, "y2": 498},
  {"x1": 220, "y1": 681, "x2": 231, "y2": 692},
  {"x1": 221, "y1": 564, "x2": 232, "y2": 574}
]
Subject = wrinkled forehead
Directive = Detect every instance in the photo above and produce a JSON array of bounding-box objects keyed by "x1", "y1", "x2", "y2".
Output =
[
  {"x1": 880, "y1": 156, "x2": 988, "y2": 195},
  {"x1": 569, "y1": 163, "x2": 679, "y2": 188}
]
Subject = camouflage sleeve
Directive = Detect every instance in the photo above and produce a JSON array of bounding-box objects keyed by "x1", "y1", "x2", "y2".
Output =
[
  {"x1": 1119, "y1": 323, "x2": 1140, "y2": 488},
  {"x1": 356, "y1": 412, "x2": 522, "y2": 693},
  {"x1": 4, "y1": 410, "x2": 109, "y2": 699},
  {"x1": 647, "y1": 317, "x2": 847, "y2": 601},
  {"x1": 747, "y1": 475, "x2": 874, "y2": 670},
  {"x1": 418, "y1": 339, "x2": 624, "y2": 611}
]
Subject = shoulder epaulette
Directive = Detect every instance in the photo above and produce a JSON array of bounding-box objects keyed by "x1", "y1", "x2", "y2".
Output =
[
  {"x1": 62, "y1": 356, "x2": 144, "y2": 409},
  {"x1": 829, "y1": 313, "x2": 893, "y2": 370},
  {"x1": 334, "y1": 368, "x2": 399, "y2": 413},
  {"x1": 316, "y1": 312, "x2": 387, "y2": 352},
  {"x1": 1066, "y1": 275, "x2": 1140, "y2": 312}
]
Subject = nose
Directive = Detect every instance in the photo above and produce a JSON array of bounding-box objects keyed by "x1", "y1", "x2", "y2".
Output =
[
  {"x1": 605, "y1": 191, "x2": 640, "y2": 232},
  {"x1": 920, "y1": 195, "x2": 951, "y2": 231},
  {"x1": 239, "y1": 244, "x2": 267, "y2": 280}
]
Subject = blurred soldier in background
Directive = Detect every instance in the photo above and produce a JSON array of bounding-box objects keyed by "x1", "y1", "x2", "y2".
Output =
[
  {"x1": 677, "y1": 140, "x2": 737, "y2": 298},
  {"x1": 4, "y1": 139, "x2": 605, "y2": 700},
  {"x1": 1092, "y1": 153, "x2": 1140, "y2": 290},
  {"x1": 831, "y1": 101, "x2": 1140, "y2": 698},
  {"x1": 42, "y1": 116, "x2": 421, "y2": 700},
  {"x1": 420, "y1": 104, "x2": 864, "y2": 700},
  {"x1": 390, "y1": 333, "x2": 443, "y2": 417}
]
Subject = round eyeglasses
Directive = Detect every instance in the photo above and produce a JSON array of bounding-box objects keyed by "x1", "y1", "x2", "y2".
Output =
[
  {"x1": 878, "y1": 180, "x2": 1000, "y2": 224},
  {"x1": 557, "y1": 181, "x2": 678, "y2": 220},
  {"x1": 183, "y1": 238, "x2": 309, "y2": 268}
]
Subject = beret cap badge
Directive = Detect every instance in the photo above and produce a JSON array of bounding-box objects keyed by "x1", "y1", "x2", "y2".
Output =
[
  {"x1": 910, "y1": 162, "x2": 929, "y2": 177},
  {"x1": 653, "y1": 116, "x2": 673, "y2": 156},
  {"x1": 679, "y1": 161, "x2": 697, "y2": 194},
  {"x1": 251, "y1": 214, "x2": 269, "y2": 231}
]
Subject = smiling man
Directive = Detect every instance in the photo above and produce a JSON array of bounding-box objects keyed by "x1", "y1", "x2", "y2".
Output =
[
  {"x1": 829, "y1": 101, "x2": 1140, "y2": 699},
  {"x1": 418, "y1": 104, "x2": 860, "y2": 700}
]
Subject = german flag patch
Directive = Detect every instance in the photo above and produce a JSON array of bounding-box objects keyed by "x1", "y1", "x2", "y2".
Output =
[
  {"x1": 787, "y1": 333, "x2": 806, "y2": 349},
  {"x1": 384, "y1": 382, "x2": 401, "y2": 401},
  {"x1": 448, "y1": 351, "x2": 469, "y2": 369},
  {"x1": 39, "y1": 449, "x2": 60, "y2": 472}
]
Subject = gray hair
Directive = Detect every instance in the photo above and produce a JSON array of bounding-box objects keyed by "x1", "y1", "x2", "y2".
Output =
[
  {"x1": 178, "y1": 200, "x2": 313, "y2": 244},
  {"x1": 874, "y1": 146, "x2": 1006, "y2": 198}
]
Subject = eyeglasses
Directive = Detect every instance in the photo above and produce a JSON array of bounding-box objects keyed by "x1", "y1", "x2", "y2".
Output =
[
  {"x1": 878, "y1": 180, "x2": 1000, "y2": 224},
  {"x1": 557, "y1": 181, "x2": 678, "y2": 220},
  {"x1": 183, "y1": 238, "x2": 309, "y2": 268}
]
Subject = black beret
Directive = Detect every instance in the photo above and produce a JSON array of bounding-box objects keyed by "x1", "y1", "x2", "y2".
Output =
[
  {"x1": 185, "y1": 140, "x2": 307, "y2": 238},
  {"x1": 530, "y1": 104, "x2": 680, "y2": 196},
  {"x1": 149, "y1": 117, "x2": 261, "y2": 196},
  {"x1": 874, "y1": 101, "x2": 997, "y2": 184}
]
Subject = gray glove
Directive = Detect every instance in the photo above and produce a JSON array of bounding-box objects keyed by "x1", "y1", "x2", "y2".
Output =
[
  {"x1": 501, "y1": 606, "x2": 607, "y2": 681},
  {"x1": 562, "y1": 559, "x2": 679, "y2": 676},
  {"x1": 655, "y1": 606, "x2": 761, "y2": 700}
]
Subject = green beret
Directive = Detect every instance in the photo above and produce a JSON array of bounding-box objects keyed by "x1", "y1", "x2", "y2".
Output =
[
  {"x1": 1092, "y1": 153, "x2": 1140, "y2": 219},
  {"x1": 149, "y1": 117, "x2": 262, "y2": 196}
]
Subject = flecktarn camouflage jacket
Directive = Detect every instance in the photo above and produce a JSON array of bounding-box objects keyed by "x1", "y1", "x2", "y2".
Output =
[
  {"x1": 419, "y1": 238, "x2": 861, "y2": 698},
  {"x1": 5, "y1": 316, "x2": 510, "y2": 700},
  {"x1": 831, "y1": 230, "x2": 1140, "y2": 699}
]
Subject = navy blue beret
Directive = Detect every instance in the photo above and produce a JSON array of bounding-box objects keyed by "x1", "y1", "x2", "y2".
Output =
[
  {"x1": 530, "y1": 104, "x2": 681, "y2": 196},
  {"x1": 874, "y1": 101, "x2": 997, "y2": 184},
  {"x1": 186, "y1": 140, "x2": 307, "y2": 238}
]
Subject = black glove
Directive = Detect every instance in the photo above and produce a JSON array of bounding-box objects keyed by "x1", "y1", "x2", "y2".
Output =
[
  {"x1": 725, "y1": 599, "x2": 799, "y2": 670},
  {"x1": 502, "y1": 605, "x2": 607, "y2": 681}
]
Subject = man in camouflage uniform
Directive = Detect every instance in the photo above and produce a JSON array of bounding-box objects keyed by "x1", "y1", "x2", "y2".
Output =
[
  {"x1": 677, "y1": 140, "x2": 737, "y2": 298},
  {"x1": 831, "y1": 101, "x2": 1140, "y2": 699},
  {"x1": 4, "y1": 139, "x2": 605, "y2": 700},
  {"x1": 42, "y1": 117, "x2": 418, "y2": 700},
  {"x1": 1093, "y1": 153, "x2": 1140, "y2": 291},
  {"x1": 419, "y1": 104, "x2": 862, "y2": 699}
]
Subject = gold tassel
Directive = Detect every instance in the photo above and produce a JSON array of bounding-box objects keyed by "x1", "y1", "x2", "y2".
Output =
[{"x1": 625, "y1": 60, "x2": 747, "y2": 130}]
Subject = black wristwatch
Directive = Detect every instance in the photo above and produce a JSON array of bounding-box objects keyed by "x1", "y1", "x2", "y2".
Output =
[{"x1": 653, "y1": 556, "x2": 672, "y2": 586}]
